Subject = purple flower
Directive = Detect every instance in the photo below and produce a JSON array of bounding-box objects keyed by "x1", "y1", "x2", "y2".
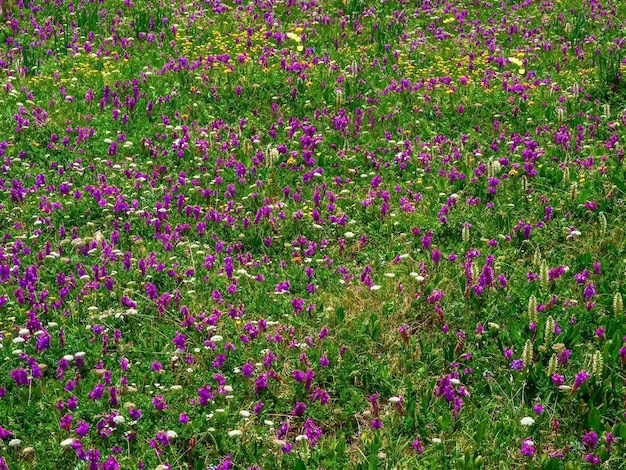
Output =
[
  {"x1": 277, "y1": 421, "x2": 289, "y2": 440},
  {"x1": 152, "y1": 395, "x2": 167, "y2": 411},
  {"x1": 129, "y1": 408, "x2": 142, "y2": 420},
  {"x1": 583, "y1": 283, "x2": 596, "y2": 300},
  {"x1": 292, "y1": 402, "x2": 307, "y2": 416},
  {"x1": 0, "y1": 426, "x2": 13, "y2": 439},
  {"x1": 533, "y1": 404, "x2": 544, "y2": 415},
  {"x1": 10, "y1": 368, "x2": 30, "y2": 387},
  {"x1": 319, "y1": 353, "x2": 330, "y2": 367},
  {"x1": 557, "y1": 349, "x2": 571, "y2": 366},
  {"x1": 303, "y1": 418, "x2": 322, "y2": 445},
  {"x1": 371, "y1": 418, "x2": 382, "y2": 429},
  {"x1": 573, "y1": 370, "x2": 590, "y2": 391},
  {"x1": 412, "y1": 438, "x2": 424, "y2": 454},
  {"x1": 583, "y1": 431, "x2": 598, "y2": 449},
  {"x1": 520, "y1": 438, "x2": 534, "y2": 457},
  {"x1": 75, "y1": 420, "x2": 90, "y2": 438}
]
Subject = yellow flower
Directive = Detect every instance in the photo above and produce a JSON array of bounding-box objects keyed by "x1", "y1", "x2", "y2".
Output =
[{"x1": 286, "y1": 32, "x2": 301, "y2": 43}]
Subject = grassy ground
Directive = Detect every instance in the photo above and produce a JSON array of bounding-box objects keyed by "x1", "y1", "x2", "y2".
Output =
[{"x1": 1, "y1": 0, "x2": 626, "y2": 468}]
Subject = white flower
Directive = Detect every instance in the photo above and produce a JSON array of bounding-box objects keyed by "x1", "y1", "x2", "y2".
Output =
[
  {"x1": 239, "y1": 410, "x2": 251, "y2": 418},
  {"x1": 228, "y1": 430, "x2": 243, "y2": 437},
  {"x1": 166, "y1": 430, "x2": 178, "y2": 439},
  {"x1": 388, "y1": 396, "x2": 402, "y2": 404},
  {"x1": 113, "y1": 415, "x2": 125, "y2": 425},
  {"x1": 9, "y1": 439, "x2": 22, "y2": 448},
  {"x1": 370, "y1": 285, "x2": 382, "y2": 291},
  {"x1": 18, "y1": 328, "x2": 29, "y2": 336},
  {"x1": 264, "y1": 420, "x2": 274, "y2": 426},
  {"x1": 344, "y1": 231, "x2": 355, "y2": 239},
  {"x1": 520, "y1": 417, "x2": 535, "y2": 426},
  {"x1": 432, "y1": 438, "x2": 442, "y2": 444},
  {"x1": 295, "y1": 435, "x2": 308, "y2": 442},
  {"x1": 60, "y1": 438, "x2": 75, "y2": 448}
]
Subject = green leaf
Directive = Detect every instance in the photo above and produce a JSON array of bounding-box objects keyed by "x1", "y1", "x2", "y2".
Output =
[
  {"x1": 336, "y1": 306, "x2": 345, "y2": 324},
  {"x1": 588, "y1": 407, "x2": 601, "y2": 431},
  {"x1": 295, "y1": 459, "x2": 306, "y2": 470},
  {"x1": 473, "y1": 420, "x2": 488, "y2": 443}
]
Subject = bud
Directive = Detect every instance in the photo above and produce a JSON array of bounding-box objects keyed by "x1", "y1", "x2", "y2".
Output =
[
  {"x1": 528, "y1": 295, "x2": 538, "y2": 325},
  {"x1": 613, "y1": 292, "x2": 623, "y2": 318},
  {"x1": 547, "y1": 353, "x2": 558, "y2": 377},
  {"x1": 462, "y1": 223, "x2": 470, "y2": 243},
  {"x1": 599, "y1": 212, "x2": 607, "y2": 234},
  {"x1": 570, "y1": 182, "x2": 578, "y2": 201},
  {"x1": 544, "y1": 316, "x2": 554, "y2": 346},
  {"x1": 522, "y1": 339, "x2": 533, "y2": 370},
  {"x1": 521, "y1": 175, "x2": 529, "y2": 193},
  {"x1": 335, "y1": 89, "x2": 344, "y2": 107},
  {"x1": 488, "y1": 159, "x2": 500, "y2": 178},
  {"x1": 562, "y1": 166, "x2": 570, "y2": 186},
  {"x1": 533, "y1": 247, "x2": 542, "y2": 268},
  {"x1": 540, "y1": 259, "x2": 549, "y2": 291},
  {"x1": 464, "y1": 152, "x2": 472, "y2": 167},
  {"x1": 592, "y1": 350, "x2": 603, "y2": 381},
  {"x1": 471, "y1": 263, "x2": 479, "y2": 285},
  {"x1": 267, "y1": 147, "x2": 279, "y2": 166}
]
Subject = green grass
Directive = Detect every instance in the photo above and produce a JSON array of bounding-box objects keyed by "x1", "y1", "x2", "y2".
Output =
[{"x1": 0, "y1": 0, "x2": 626, "y2": 468}]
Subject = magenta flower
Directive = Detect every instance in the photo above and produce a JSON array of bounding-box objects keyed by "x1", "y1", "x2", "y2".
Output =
[
  {"x1": 152, "y1": 395, "x2": 167, "y2": 411},
  {"x1": 520, "y1": 438, "x2": 534, "y2": 457},
  {"x1": 573, "y1": 370, "x2": 590, "y2": 391},
  {"x1": 412, "y1": 438, "x2": 424, "y2": 454}
]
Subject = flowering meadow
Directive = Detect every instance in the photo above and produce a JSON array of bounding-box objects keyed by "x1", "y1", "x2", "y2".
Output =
[{"x1": 1, "y1": 0, "x2": 626, "y2": 468}]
